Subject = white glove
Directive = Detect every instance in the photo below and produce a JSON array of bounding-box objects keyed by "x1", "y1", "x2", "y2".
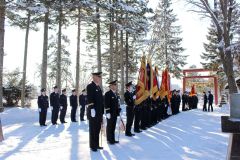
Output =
[
  {"x1": 80, "y1": 105, "x2": 82, "y2": 109},
  {"x1": 50, "y1": 106, "x2": 53, "y2": 110},
  {"x1": 91, "y1": 109, "x2": 96, "y2": 118},
  {"x1": 106, "y1": 113, "x2": 111, "y2": 119},
  {"x1": 133, "y1": 95, "x2": 136, "y2": 100},
  {"x1": 38, "y1": 108, "x2": 41, "y2": 112},
  {"x1": 60, "y1": 106, "x2": 63, "y2": 110}
]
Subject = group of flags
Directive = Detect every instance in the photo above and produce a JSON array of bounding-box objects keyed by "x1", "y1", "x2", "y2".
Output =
[{"x1": 135, "y1": 55, "x2": 171, "y2": 105}]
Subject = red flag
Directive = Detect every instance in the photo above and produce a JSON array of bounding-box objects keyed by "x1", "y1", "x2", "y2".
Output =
[
  {"x1": 135, "y1": 56, "x2": 149, "y2": 105},
  {"x1": 152, "y1": 66, "x2": 159, "y2": 100},
  {"x1": 159, "y1": 68, "x2": 171, "y2": 101},
  {"x1": 190, "y1": 84, "x2": 196, "y2": 96}
]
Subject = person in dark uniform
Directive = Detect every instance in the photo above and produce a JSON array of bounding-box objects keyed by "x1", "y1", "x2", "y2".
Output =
[
  {"x1": 171, "y1": 90, "x2": 177, "y2": 115},
  {"x1": 38, "y1": 88, "x2": 49, "y2": 126},
  {"x1": 203, "y1": 92, "x2": 207, "y2": 112},
  {"x1": 105, "y1": 80, "x2": 121, "y2": 144},
  {"x1": 182, "y1": 92, "x2": 187, "y2": 111},
  {"x1": 208, "y1": 91, "x2": 214, "y2": 112},
  {"x1": 50, "y1": 86, "x2": 60, "y2": 125},
  {"x1": 193, "y1": 95, "x2": 198, "y2": 109},
  {"x1": 70, "y1": 89, "x2": 78, "y2": 122},
  {"x1": 133, "y1": 85, "x2": 142, "y2": 133},
  {"x1": 60, "y1": 89, "x2": 68, "y2": 123},
  {"x1": 87, "y1": 72, "x2": 104, "y2": 152},
  {"x1": 79, "y1": 89, "x2": 87, "y2": 121},
  {"x1": 156, "y1": 96, "x2": 162, "y2": 122},
  {"x1": 176, "y1": 90, "x2": 181, "y2": 113},
  {"x1": 151, "y1": 96, "x2": 158, "y2": 125},
  {"x1": 188, "y1": 94, "x2": 193, "y2": 110},
  {"x1": 164, "y1": 96, "x2": 170, "y2": 118},
  {"x1": 124, "y1": 81, "x2": 135, "y2": 137},
  {"x1": 140, "y1": 99, "x2": 149, "y2": 130}
]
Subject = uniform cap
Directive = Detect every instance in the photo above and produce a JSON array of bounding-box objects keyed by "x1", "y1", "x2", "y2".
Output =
[
  {"x1": 125, "y1": 81, "x2": 132, "y2": 87},
  {"x1": 41, "y1": 88, "x2": 46, "y2": 92},
  {"x1": 92, "y1": 72, "x2": 102, "y2": 76},
  {"x1": 108, "y1": 80, "x2": 117, "y2": 85}
]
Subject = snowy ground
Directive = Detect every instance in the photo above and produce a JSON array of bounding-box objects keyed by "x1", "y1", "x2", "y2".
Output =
[{"x1": 0, "y1": 104, "x2": 229, "y2": 160}]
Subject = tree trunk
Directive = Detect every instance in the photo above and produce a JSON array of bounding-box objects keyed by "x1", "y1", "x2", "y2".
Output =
[
  {"x1": 41, "y1": 9, "x2": 49, "y2": 90},
  {"x1": 56, "y1": 3, "x2": 62, "y2": 90},
  {"x1": 115, "y1": 29, "x2": 119, "y2": 81},
  {"x1": 109, "y1": 0, "x2": 114, "y2": 81},
  {"x1": 120, "y1": 30, "x2": 124, "y2": 98},
  {"x1": 125, "y1": 31, "x2": 129, "y2": 83},
  {"x1": 0, "y1": 0, "x2": 6, "y2": 142},
  {"x1": 21, "y1": 12, "x2": 31, "y2": 107},
  {"x1": 76, "y1": 7, "x2": 81, "y2": 95},
  {"x1": 0, "y1": 0, "x2": 5, "y2": 110},
  {"x1": 96, "y1": 0, "x2": 102, "y2": 87},
  {"x1": 222, "y1": 53, "x2": 238, "y2": 94}
]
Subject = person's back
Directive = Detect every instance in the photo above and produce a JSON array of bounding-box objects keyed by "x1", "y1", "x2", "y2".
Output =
[
  {"x1": 209, "y1": 93, "x2": 213, "y2": 104},
  {"x1": 208, "y1": 91, "x2": 214, "y2": 112}
]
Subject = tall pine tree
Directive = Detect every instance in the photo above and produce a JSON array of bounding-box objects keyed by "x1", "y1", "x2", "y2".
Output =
[{"x1": 150, "y1": 0, "x2": 186, "y2": 78}]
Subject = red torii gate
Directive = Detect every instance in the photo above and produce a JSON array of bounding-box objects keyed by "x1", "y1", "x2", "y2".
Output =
[{"x1": 183, "y1": 68, "x2": 218, "y2": 105}]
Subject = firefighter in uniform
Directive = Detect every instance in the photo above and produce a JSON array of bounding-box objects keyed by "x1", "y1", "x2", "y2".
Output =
[
  {"x1": 38, "y1": 88, "x2": 49, "y2": 126},
  {"x1": 176, "y1": 90, "x2": 181, "y2": 114},
  {"x1": 70, "y1": 89, "x2": 78, "y2": 122},
  {"x1": 87, "y1": 72, "x2": 104, "y2": 152},
  {"x1": 79, "y1": 89, "x2": 87, "y2": 121},
  {"x1": 50, "y1": 86, "x2": 60, "y2": 125},
  {"x1": 60, "y1": 88, "x2": 68, "y2": 123},
  {"x1": 124, "y1": 81, "x2": 135, "y2": 137},
  {"x1": 105, "y1": 80, "x2": 121, "y2": 144}
]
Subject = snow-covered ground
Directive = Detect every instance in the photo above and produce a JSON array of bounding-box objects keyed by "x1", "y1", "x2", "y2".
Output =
[{"x1": 0, "y1": 104, "x2": 229, "y2": 160}]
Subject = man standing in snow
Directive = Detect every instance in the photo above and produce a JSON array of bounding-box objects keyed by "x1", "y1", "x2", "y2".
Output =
[
  {"x1": 171, "y1": 90, "x2": 177, "y2": 115},
  {"x1": 87, "y1": 72, "x2": 104, "y2": 152},
  {"x1": 203, "y1": 92, "x2": 207, "y2": 112},
  {"x1": 124, "y1": 81, "x2": 135, "y2": 137},
  {"x1": 176, "y1": 90, "x2": 181, "y2": 113},
  {"x1": 70, "y1": 89, "x2": 78, "y2": 122},
  {"x1": 182, "y1": 92, "x2": 187, "y2": 111},
  {"x1": 208, "y1": 91, "x2": 214, "y2": 112},
  {"x1": 105, "y1": 80, "x2": 121, "y2": 144},
  {"x1": 37, "y1": 88, "x2": 49, "y2": 126},
  {"x1": 59, "y1": 89, "x2": 68, "y2": 123},
  {"x1": 79, "y1": 89, "x2": 87, "y2": 121},
  {"x1": 50, "y1": 86, "x2": 60, "y2": 125}
]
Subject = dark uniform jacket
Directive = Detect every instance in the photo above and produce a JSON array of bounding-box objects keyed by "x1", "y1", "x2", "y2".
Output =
[
  {"x1": 87, "y1": 82, "x2": 104, "y2": 118},
  {"x1": 124, "y1": 90, "x2": 134, "y2": 107},
  {"x1": 70, "y1": 95, "x2": 78, "y2": 107},
  {"x1": 208, "y1": 94, "x2": 213, "y2": 104},
  {"x1": 204, "y1": 94, "x2": 207, "y2": 103},
  {"x1": 182, "y1": 94, "x2": 188, "y2": 104},
  {"x1": 176, "y1": 95, "x2": 181, "y2": 105},
  {"x1": 79, "y1": 94, "x2": 88, "y2": 106},
  {"x1": 50, "y1": 92, "x2": 60, "y2": 107},
  {"x1": 60, "y1": 94, "x2": 68, "y2": 107},
  {"x1": 38, "y1": 95, "x2": 49, "y2": 109},
  {"x1": 105, "y1": 90, "x2": 120, "y2": 117}
]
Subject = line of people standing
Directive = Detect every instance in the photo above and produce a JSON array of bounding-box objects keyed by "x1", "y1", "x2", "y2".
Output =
[
  {"x1": 37, "y1": 87, "x2": 88, "y2": 127},
  {"x1": 203, "y1": 91, "x2": 214, "y2": 112}
]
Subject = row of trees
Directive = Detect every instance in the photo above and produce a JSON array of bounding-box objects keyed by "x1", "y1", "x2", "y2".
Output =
[
  {"x1": 0, "y1": 0, "x2": 189, "y2": 108},
  {"x1": 0, "y1": 0, "x2": 154, "y2": 107}
]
